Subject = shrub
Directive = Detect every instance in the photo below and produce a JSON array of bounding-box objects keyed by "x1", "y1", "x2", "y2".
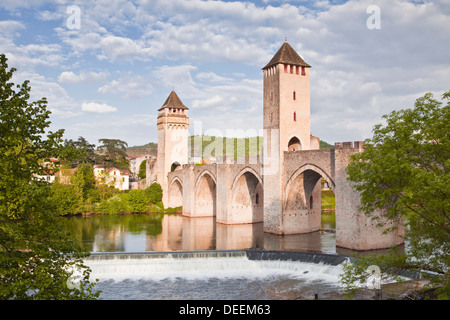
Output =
[{"x1": 145, "y1": 183, "x2": 163, "y2": 204}]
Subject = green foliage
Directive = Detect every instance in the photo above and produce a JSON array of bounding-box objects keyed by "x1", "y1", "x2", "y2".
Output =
[
  {"x1": 320, "y1": 140, "x2": 334, "y2": 149},
  {"x1": 321, "y1": 189, "x2": 335, "y2": 210},
  {"x1": 189, "y1": 135, "x2": 263, "y2": 159},
  {"x1": 50, "y1": 183, "x2": 82, "y2": 216},
  {"x1": 126, "y1": 142, "x2": 157, "y2": 156},
  {"x1": 127, "y1": 190, "x2": 148, "y2": 213},
  {"x1": 62, "y1": 136, "x2": 96, "y2": 167},
  {"x1": 0, "y1": 54, "x2": 99, "y2": 299},
  {"x1": 96, "y1": 194, "x2": 129, "y2": 215},
  {"x1": 96, "y1": 138, "x2": 129, "y2": 170},
  {"x1": 145, "y1": 183, "x2": 163, "y2": 204},
  {"x1": 344, "y1": 91, "x2": 450, "y2": 299},
  {"x1": 138, "y1": 160, "x2": 147, "y2": 179},
  {"x1": 71, "y1": 162, "x2": 96, "y2": 201}
]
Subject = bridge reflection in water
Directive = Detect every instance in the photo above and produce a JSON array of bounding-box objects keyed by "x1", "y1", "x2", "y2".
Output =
[{"x1": 64, "y1": 212, "x2": 396, "y2": 257}]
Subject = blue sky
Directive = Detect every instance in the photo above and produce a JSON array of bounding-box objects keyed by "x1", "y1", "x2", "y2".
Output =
[{"x1": 1, "y1": 0, "x2": 449, "y2": 147}]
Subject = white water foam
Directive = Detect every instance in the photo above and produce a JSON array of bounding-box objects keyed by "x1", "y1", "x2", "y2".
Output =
[{"x1": 86, "y1": 255, "x2": 343, "y2": 284}]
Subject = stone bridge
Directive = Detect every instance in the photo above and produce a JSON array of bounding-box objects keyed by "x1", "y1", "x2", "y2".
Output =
[
  {"x1": 167, "y1": 156, "x2": 263, "y2": 225},
  {"x1": 165, "y1": 142, "x2": 404, "y2": 251}
]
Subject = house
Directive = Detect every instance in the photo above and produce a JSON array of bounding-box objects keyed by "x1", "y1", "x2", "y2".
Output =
[
  {"x1": 94, "y1": 165, "x2": 130, "y2": 191},
  {"x1": 34, "y1": 170, "x2": 57, "y2": 183}
]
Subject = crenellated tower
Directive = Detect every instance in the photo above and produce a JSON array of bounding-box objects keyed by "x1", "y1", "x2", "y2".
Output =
[
  {"x1": 262, "y1": 41, "x2": 319, "y2": 234},
  {"x1": 155, "y1": 90, "x2": 189, "y2": 206}
]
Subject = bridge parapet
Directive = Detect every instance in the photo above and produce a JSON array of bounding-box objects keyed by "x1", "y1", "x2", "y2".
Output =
[
  {"x1": 334, "y1": 141, "x2": 365, "y2": 150},
  {"x1": 186, "y1": 155, "x2": 262, "y2": 166}
]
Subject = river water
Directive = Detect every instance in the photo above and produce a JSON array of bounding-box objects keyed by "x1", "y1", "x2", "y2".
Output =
[
  {"x1": 62, "y1": 212, "x2": 338, "y2": 254},
  {"x1": 62, "y1": 212, "x2": 350, "y2": 300}
]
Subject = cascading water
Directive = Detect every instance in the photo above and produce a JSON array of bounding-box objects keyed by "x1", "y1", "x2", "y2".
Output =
[{"x1": 84, "y1": 250, "x2": 346, "y2": 300}]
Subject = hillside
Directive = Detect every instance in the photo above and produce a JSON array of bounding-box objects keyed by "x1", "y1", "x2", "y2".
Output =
[
  {"x1": 127, "y1": 136, "x2": 334, "y2": 157},
  {"x1": 126, "y1": 142, "x2": 157, "y2": 156}
]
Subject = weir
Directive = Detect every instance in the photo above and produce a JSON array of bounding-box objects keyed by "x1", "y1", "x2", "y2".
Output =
[
  {"x1": 86, "y1": 249, "x2": 347, "y2": 266},
  {"x1": 84, "y1": 249, "x2": 348, "y2": 299}
]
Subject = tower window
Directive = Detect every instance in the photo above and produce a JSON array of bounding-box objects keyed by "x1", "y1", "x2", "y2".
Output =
[
  {"x1": 293, "y1": 91, "x2": 296, "y2": 100},
  {"x1": 284, "y1": 64, "x2": 288, "y2": 72},
  {"x1": 296, "y1": 66, "x2": 299, "y2": 75},
  {"x1": 293, "y1": 112, "x2": 296, "y2": 122},
  {"x1": 255, "y1": 193, "x2": 259, "y2": 205},
  {"x1": 301, "y1": 67, "x2": 306, "y2": 76},
  {"x1": 290, "y1": 65, "x2": 293, "y2": 74},
  {"x1": 309, "y1": 195, "x2": 313, "y2": 209}
]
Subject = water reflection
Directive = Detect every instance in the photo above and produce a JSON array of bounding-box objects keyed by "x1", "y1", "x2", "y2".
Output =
[{"x1": 63, "y1": 212, "x2": 343, "y2": 254}]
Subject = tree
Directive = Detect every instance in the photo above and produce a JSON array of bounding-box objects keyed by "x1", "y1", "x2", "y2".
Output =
[
  {"x1": 145, "y1": 183, "x2": 163, "y2": 205},
  {"x1": 138, "y1": 160, "x2": 147, "y2": 179},
  {"x1": 50, "y1": 183, "x2": 82, "y2": 216},
  {"x1": 341, "y1": 91, "x2": 450, "y2": 299},
  {"x1": 62, "y1": 136, "x2": 96, "y2": 167},
  {"x1": 0, "y1": 54, "x2": 99, "y2": 299},
  {"x1": 96, "y1": 138, "x2": 129, "y2": 170},
  {"x1": 71, "y1": 162, "x2": 96, "y2": 201},
  {"x1": 127, "y1": 189, "x2": 148, "y2": 213}
]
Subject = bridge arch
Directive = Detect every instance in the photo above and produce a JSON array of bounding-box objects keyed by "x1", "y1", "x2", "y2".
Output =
[
  {"x1": 194, "y1": 169, "x2": 216, "y2": 216},
  {"x1": 283, "y1": 164, "x2": 335, "y2": 233},
  {"x1": 230, "y1": 167, "x2": 263, "y2": 224},
  {"x1": 168, "y1": 177, "x2": 183, "y2": 208}
]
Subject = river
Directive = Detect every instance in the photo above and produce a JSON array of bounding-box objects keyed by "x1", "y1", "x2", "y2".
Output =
[{"x1": 62, "y1": 211, "x2": 339, "y2": 254}]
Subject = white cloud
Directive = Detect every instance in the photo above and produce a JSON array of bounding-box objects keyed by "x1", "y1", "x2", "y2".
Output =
[
  {"x1": 1, "y1": 0, "x2": 449, "y2": 146},
  {"x1": 97, "y1": 75, "x2": 153, "y2": 99},
  {"x1": 0, "y1": 20, "x2": 25, "y2": 37},
  {"x1": 97, "y1": 35, "x2": 151, "y2": 61},
  {"x1": 58, "y1": 70, "x2": 109, "y2": 84},
  {"x1": 152, "y1": 65, "x2": 199, "y2": 97},
  {"x1": 81, "y1": 102, "x2": 117, "y2": 113}
]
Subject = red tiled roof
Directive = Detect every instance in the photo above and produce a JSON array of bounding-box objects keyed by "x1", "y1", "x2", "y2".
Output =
[
  {"x1": 263, "y1": 42, "x2": 311, "y2": 70},
  {"x1": 158, "y1": 90, "x2": 188, "y2": 111}
]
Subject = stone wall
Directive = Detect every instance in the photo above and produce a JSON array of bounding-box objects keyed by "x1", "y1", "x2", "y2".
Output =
[{"x1": 334, "y1": 141, "x2": 404, "y2": 250}]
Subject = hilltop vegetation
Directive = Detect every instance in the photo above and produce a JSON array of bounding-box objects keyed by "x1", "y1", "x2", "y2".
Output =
[
  {"x1": 127, "y1": 142, "x2": 158, "y2": 156},
  {"x1": 127, "y1": 136, "x2": 334, "y2": 158}
]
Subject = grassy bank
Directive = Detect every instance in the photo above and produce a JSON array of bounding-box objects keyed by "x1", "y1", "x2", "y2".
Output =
[{"x1": 321, "y1": 189, "x2": 335, "y2": 211}]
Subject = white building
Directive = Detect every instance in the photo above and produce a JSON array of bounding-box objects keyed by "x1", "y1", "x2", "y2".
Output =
[{"x1": 94, "y1": 165, "x2": 130, "y2": 191}]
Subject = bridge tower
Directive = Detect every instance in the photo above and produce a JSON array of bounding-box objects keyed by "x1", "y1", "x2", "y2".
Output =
[
  {"x1": 262, "y1": 41, "x2": 319, "y2": 234},
  {"x1": 155, "y1": 90, "x2": 189, "y2": 206}
]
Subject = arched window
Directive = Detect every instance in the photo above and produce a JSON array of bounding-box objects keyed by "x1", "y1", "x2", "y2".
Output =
[
  {"x1": 293, "y1": 91, "x2": 296, "y2": 100},
  {"x1": 288, "y1": 137, "x2": 301, "y2": 152},
  {"x1": 293, "y1": 112, "x2": 296, "y2": 122},
  {"x1": 301, "y1": 66, "x2": 306, "y2": 76},
  {"x1": 284, "y1": 64, "x2": 288, "y2": 72},
  {"x1": 255, "y1": 193, "x2": 259, "y2": 205},
  {"x1": 309, "y1": 195, "x2": 313, "y2": 209}
]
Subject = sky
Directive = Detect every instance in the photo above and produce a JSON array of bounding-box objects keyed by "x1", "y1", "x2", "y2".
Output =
[{"x1": 1, "y1": 0, "x2": 449, "y2": 147}]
